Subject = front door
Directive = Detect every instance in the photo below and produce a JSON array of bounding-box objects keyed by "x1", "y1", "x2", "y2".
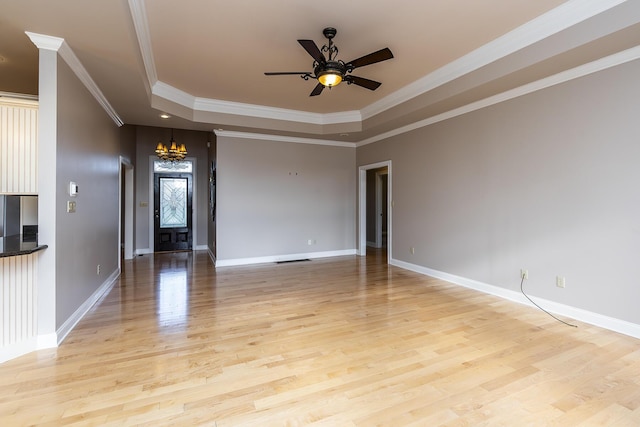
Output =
[{"x1": 154, "y1": 173, "x2": 192, "y2": 252}]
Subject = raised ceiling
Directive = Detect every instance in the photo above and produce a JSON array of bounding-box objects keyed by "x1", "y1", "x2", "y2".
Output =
[{"x1": 1, "y1": 0, "x2": 639, "y2": 143}]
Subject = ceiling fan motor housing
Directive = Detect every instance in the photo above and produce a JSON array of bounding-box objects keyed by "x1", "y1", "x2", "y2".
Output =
[{"x1": 322, "y1": 27, "x2": 337, "y2": 40}]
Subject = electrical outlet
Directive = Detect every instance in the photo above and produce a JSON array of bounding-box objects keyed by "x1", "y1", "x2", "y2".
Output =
[
  {"x1": 97, "y1": 264, "x2": 101, "y2": 275},
  {"x1": 410, "y1": 247, "x2": 415, "y2": 254},
  {"x1": 556, "y1": 276, "x2": 565, "y2": 288},
  {"x1": 520, "y1": 269, "x2": 528, "y2": 280}
]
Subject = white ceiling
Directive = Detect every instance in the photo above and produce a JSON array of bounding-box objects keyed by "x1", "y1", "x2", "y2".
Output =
[{"x1": 1, "y1": 0, "x2": 639, "y2": 143}]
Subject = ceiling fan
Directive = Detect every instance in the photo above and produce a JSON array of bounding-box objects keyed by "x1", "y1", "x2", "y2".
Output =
[{"x1": 264, "y1": 27, "x2": 394, "y2": 97}]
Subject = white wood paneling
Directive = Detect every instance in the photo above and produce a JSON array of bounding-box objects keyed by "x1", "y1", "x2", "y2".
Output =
[
  {"x1": 0, "y1": 254, "x2": 38, "y2": 356},
  {"x1": 0, "y1": 98, "x2": 38, "y2": 194}
]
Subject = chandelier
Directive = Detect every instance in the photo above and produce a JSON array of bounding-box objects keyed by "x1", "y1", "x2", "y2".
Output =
[{"x1": 155, "y1": 129, "x2": 187, "y2": 162}]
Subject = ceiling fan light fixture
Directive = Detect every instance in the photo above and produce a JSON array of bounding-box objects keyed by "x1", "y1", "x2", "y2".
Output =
[
  {"x1": 265, "y1": 27, "x2": 393, "y2": 96},
  {"x1": 318, "y1": 70, "x2": 342, "y2": 87},
  {"x1": 317, "y1": 62, "x2": 344, "y2": 87}
]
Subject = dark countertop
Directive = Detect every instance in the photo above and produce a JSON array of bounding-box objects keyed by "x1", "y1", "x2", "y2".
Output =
[{"x1": 0, "y1": 234, "x2": 47, "y2": 258}]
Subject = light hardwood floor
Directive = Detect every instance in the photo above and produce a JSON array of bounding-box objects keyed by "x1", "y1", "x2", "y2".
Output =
[{"x1": 1, "y1": 250, "x2": 639, "y2": 426}]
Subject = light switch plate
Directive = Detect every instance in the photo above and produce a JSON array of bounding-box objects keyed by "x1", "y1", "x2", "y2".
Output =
[{"x1": 69, "y1": 181, "x2": 78, "y2": 197}]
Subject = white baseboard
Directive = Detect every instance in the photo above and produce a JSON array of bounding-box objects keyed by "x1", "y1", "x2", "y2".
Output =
[
  {"x1": 0, "y1": 337, "x2": 39, "y2": 364},
  {"x1": 56, "y1": 269, "x2": 120, "y2": 345},
  {"x1": 37, "y1": 333, "x2": 58, "y2": 349},
  {"x1": 216, "y1": 249, "x2": 357, "y2": 267},
  {"x1": 194, "y1": 244, "x2": 208, "y2": 251},
  {"x1": 1, "y1": 331, "x2": 58, "y2": 365},
  {"x1": 207, "y1": 247, "x2": 216, "y2": 265},
  {"x1": 391, "y1": 258, "x2": 640, "y2": 340},
  {"x1": 1, "y1": 270, "x2": 120, "y2": 364}
]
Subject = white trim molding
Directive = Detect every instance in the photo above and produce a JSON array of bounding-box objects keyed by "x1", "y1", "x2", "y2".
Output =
[
  {"x1": 361, "y1": 0, "x2": 629, "y2": 121},
  {"x1": 358, "y1": 44, "x2": 640, "y2": 147},
  {"x1": 391, "y1": 258, "x2": 640, "y2": 340},
  {"x1": 56, "y1": 269, "x2": 120, "y2": 345},
  {"x1": 214, "y1": 130, "x2": 356, "y2": 148},
  {"x1": 128, "y1": 0, "x2": 158, "y2": 88},
  {"x1": 127, "y1": 0, "x2": 629, "y2": 141},
  {"x1": 152, "y1": 80, "x2": 362, "y2": 126},
  {"x1": 215, "y1": 249, "x2": 357, "y2": 268},
  {"x1": 25, "y1": 32, "x2": 124, "y2": 127},
  {"x1": 0, "y1": 91, "x2": 38, "y2": 101}
]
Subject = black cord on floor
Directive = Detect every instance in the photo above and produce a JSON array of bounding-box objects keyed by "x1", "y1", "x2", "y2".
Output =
[{"x1": 520, "y1": 276, "x2": 578, "y2": 328}]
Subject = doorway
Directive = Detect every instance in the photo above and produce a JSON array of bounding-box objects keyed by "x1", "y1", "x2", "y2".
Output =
[
  {"x1": 154, "y1": 172, "x2": 193, "y2": 252},
  {"x1": 358, "y1": 161, "x2": 392, "y2": 261},
  {"x1": 119, "y1": 157, "x2": 134, "y2": 266},
  {"x1": 374, "y1": 169, "x2": 388, "y2": 249}
]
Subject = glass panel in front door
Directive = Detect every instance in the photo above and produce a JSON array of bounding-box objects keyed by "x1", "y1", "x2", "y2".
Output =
[{"x1": 160, "y1": 177, "x2": 187, "y2": 228}]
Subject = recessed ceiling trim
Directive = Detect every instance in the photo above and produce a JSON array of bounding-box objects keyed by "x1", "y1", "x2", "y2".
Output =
[
  {"x1": 153, "y1": 79, "x2": 362, "y2": 126},
  {"x1": 153, "y1": 81, "x2": 195, "y2": 109},
  {"x1": 358, "y1": 43, "x2": 640, "y2": 147},
  {"x1": 130, "y1": 0, "x2": 628, "y2": 140},
  {"x1": 26, "y1": 32, "x2": 124, "y2": 127},
  {"x1": 361, "y1": 0, "x2": 629, "y2": 121},
  {"x1": 322, "y1": 111, "x2": 362, "y2": 125},
  {"x1": 128, "y1": 0, "x2": 157, "y2": 87},
  {"x1": 215, "y1": 130, "x2": 355, "y2": 148},
  {"x1": 195, "y1": 97, "x2": 361, "y2": 125},
  {"x1": 130, "y1": 0, "x2": 360, "y2": 127}
]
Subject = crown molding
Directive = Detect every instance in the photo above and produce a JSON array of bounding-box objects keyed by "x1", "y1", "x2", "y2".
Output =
[
  {"x1": 57, "y1": 41, "x2": 124, "y2": 127},
  {"x1": 196, "y1": 97, "x2": 360, "y2": 125},
  {"x1": 0, "y1": 92, "x2": 38, "y2": 102},
  {"x1": 153, "y1": 80, "x2": 362, "y2": 125},
  {"x1": 133, "y1": 0, "x2": 628, "y2": 141},
  {"x1": 128, "y1": 0, "x2": 157, "y2": 86},
  {"x1": 25, "y1": 32, "x2": 64, "y2": 51},
  {"x1": 26, "y1": 32, "x2": 124, "y2": 127},
  {"x1": 358, "y1": 44, "x2": 640, "y2": 147},
  {"x1": 153, "y1": 80, "x2": 195, "y2": 108},
  {"x1": 196, "y1": 97, "x2": 326, "y2": 124},
  {"x1": 361, "y1": 0, "x2": 629, "y2": 121},
  {"x1": 214, "y1": 130, "x2": 355, "y2": 148}
]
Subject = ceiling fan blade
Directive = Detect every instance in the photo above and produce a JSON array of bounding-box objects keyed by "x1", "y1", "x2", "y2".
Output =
[
  {"x1": 310, "y1": 83, "x2": 324, "y2": 97},
  {"x1": 346, "y1": 48, "x2": 393, "y2": 69},
  {"x1": 346, "y1": 75, "x2": 381, "y2": 91},
  {"x1": 264, "y1": 72, "x2": 311, "y2": 76},
  {"x1": 298, "y1": 39, "x2": 325, "y2": 63}
]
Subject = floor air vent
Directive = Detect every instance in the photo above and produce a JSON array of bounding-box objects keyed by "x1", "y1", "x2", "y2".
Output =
[{"x1": 276, "y1": 259, "x2": 310, "y2": 264}]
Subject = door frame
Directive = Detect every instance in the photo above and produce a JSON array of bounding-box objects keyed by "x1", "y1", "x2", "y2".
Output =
[
  {"x1": 358, "y1": 160, "x2": 392, "y2": 261},
  {"x1": 148, "y1": 156, "x2": 197, "y2": 253},
  {"x1": 118, "y1": 156, "x2": 134, "y2": 268},
  {"x1": 153, "y1": 172, "x2": 193, "y2": 252}
]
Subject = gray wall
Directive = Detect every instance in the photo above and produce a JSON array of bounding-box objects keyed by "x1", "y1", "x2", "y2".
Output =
[
  {"x1": 134, "y1": 126, "x2": 210, "y2": 253},
  {"x1": 357, "y1": 58, "x2": 640, "y2": 325},
  {"x1": 55, "y1": 59, "x2": 123, "y2": 328},
  {"x1": 217, "y1": 136, "x2": 356, "y2": 261}
]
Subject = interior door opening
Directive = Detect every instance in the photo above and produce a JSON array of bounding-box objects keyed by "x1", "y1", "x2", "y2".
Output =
[
  {"x1": 358, "y1": 161, "x2": 392, "y2": 262},
  {"x1": 118, "y1": 157, "x2": 134, "y2": 266}
]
